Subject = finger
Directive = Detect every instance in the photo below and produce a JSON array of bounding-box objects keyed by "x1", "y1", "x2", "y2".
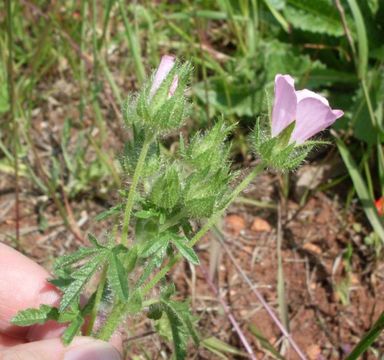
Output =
[
  {"x1": 0, "y1": 334, "x2": 25, "y2": 349},
  {"x1": 0, "y1": 243, "x2": 61, "y2": 338},
  {"x1": 0, "y1": 336, "x2": 121, "y2": 360}
]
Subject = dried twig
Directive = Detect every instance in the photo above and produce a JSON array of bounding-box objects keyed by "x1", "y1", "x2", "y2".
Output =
[
  {"x1": 213, "y1": 226, "x2": 308, "y2": 360},
  {"x1": 199, "y1": 264, "x2": 258, "y2": 360}
]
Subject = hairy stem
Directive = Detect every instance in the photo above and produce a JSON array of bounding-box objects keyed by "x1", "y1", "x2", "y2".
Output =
[
  {"x1": 121, "y1": 135, "x2": 152, "y2": 246},
  {"x1": 100, "y1": 162, "x2": 265, "y2": 340},
  {"x1": 97, "y1": 302, "x2": 127, "y2": 341}
]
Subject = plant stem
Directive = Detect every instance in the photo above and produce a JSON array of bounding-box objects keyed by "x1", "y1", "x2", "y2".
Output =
[
  {"x1": 97, "y1": 302, "x2": 127, "y2": 341},
  {"x1": 121, "y1": 135, "x2": 152, "y2": 246},
  {"x1": 100, "y1": 162, "x2": 266, "y2": 340},
  {"x1": 86, "y1": 266, "x2": 108, "y2": 336},
  {"x1": 142, "y1": 255, "x2": 181, "y2": 296}
]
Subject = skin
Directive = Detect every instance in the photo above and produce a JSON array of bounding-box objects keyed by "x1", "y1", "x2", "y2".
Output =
[{"x1": 0, "y1": 243, "x2": 122, "y2": 359}]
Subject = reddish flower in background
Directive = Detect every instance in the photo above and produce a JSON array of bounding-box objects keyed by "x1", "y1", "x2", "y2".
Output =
[
  {"x1": 272, "y1": 74, "x2": 344, "y2": 143},
  {"x1": 375, "y1": 196, "x2": 384, "y2": 216}
]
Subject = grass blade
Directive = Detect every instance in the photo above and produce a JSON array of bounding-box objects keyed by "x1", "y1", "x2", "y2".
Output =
[
  {"x1": 346, "y1": 0, "x2": 368, "y2": 79},
  {"x1": 118, "y1": 0, "x2": 145, "y2": 84},
  {"x1": 336, "y1": 137, "x2": 384, "y2": 243},
  {"x1": 345, "y1": 311, "x2": 384, "y2": 360}
]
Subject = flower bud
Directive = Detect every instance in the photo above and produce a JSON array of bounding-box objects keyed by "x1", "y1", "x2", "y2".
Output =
[{"x1": 135, "y1": 55, "x2": 191, "y2": 134}]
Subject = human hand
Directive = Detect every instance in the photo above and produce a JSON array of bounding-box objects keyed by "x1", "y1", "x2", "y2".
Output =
[{"x1": 0, "y1": 243, "x2": 121, "y2": 360}]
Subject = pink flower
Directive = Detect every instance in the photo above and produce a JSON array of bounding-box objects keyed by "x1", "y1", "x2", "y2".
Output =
[
  {"x1": 272, "y1": 74, "x2": 344, "y2": 144},
  {"x1": 149, "y1": 55, "x2": 178, "y2": 99}
]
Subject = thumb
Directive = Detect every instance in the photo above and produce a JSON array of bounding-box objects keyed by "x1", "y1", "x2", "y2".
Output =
[{"x1": 0, "y1": 336, "x2": 121, "y2": 360}]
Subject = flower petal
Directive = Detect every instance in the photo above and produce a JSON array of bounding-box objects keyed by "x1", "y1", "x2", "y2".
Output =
[
  {"x1": 295, "y1": 89, "x2": 329, "y2": 106},
  {"x1": 168, "y1": 75, "x2": 179, "y2": 97},
  {"x1": 149, "y1": 55, "x2": 176, "y2": 99},
  {"x1": 272, "y1": 74, "x2": 297, "y2": 137},
  {"x1": 292, "y1": 98, "x2": 344, "y2": 143}
]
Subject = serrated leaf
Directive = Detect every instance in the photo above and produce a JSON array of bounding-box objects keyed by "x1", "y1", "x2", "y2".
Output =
[
  {"x1": 157, "y1": 299, "x2": 199, "y2": 360},
  {"x1": 49, "y1": 276, "x2": 74, "y2": 291},
  {"x1": 171, "y1": 237, "x2": 200, "y2": 265},
  {"x1": 11, "y1": 305, "x2": 59, "y2": 326},
  {"x1": 284, "y1": 0, "x2": 345, "y2": 36},
  {"x1": 185, "y1": 196, "x2": 216, "y2": 218},
  {"x1": 53, "y1": 247, "x2": 100, "y2": 271},
  {"x1": 139, "y1": 234, "x2": 169, "y2": 258},
  {"x1": 123, "y1": 245, "x2": 138, "y2": 273},
  {"x1": 59, "y1": 252, "x2": 106, "y2": 312},
  {"x1": 150, "y1": 166, "x2": 181, "y2": 210},
  {"x1": 107, "y1": 253, "x2": 129, "y2": 301}
]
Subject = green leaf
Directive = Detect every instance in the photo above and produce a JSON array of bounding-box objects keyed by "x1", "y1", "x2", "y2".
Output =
[
  {"x1": 53, "y1": 247, "x2": 100, "y2": 271},
  {"x1": 135, "y1": 209, "x2": 159, "y2": 219},
  {"x1": 346, "y1": 0, "x2": 368, "y2": 79},
  {"x1": 59, "y1": 252, "x2": 107, "y2": 312},
  {"x1": 171, "y1": 237, "x2": 200, "y2": 265},
  {"x1": 107, "y1": 253, "x2": 129, "y2": 301},
  {"x1": 135, "y1": 217, "x2": 159, "y2": 244},
  {"x1": 150, "y1": 165, "x2": 181, "y2": 210},
  {"x1": 134, "y1": 255, "x2": 163, "y2": 289},
  {"x1": 262, "y1": 0, "x2": 290, "y2": 32},
  {"x1": 345, "y1": 311, "x2": 384, "y2": 359},
  {"x1": 88, "y1": 233, "x2": 102, "y2": 248},
  {"x1": 124, "y1": 245, "x2": 138, "y2": 273},
  {"x1": 276, "y1": 121, "x2": 295, "y2": 148},
  {"x1": 95, "y1": 204, "x2": 123, "y2": 221},
  {"x1": 157, "y1": 299, "x2": 199, "y2": 360},
  {"x1": 139, "y1": 234, "x2": 169, "y2": 258},
  {"x1": 185, "y1": 196, "x2": 216, "y2": 218},
  {"x1": 336, "y1": 138, "x2": 384, "y2": 243},
  {"x1": 284, "y1": 0, "x2": 345, "y2": 36},
  {"x1": 11, "y1": 305, "x2": 59, "y2": 326},
  {"x1": 62, "y1": 315, "x2": 84, "y2": 345}
]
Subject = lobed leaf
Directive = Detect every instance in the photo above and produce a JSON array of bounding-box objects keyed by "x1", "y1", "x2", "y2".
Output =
[
  {"x1": 53, "y1": 247, "x2": 100, "y2": 271},
  {"x1": 139, "y1": 234, "x2": 169, "y2": 258},
  {"x1": 107, "y1": 253, "x2": 129, "y2": 302},
  {"x1": 59, "y1": 252, "x2": 107, "y2": 312},
  {"x1": 171, "y1": 237, "x2": 200, "y2": 265},
  {"x1": 11, "y1": 305, "x2": 59, "y2": 326}
]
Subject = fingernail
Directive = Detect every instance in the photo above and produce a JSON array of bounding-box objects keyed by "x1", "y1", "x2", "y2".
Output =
[{"x1": 65, "y1": 341, "x2": 121, "y2": 360}]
